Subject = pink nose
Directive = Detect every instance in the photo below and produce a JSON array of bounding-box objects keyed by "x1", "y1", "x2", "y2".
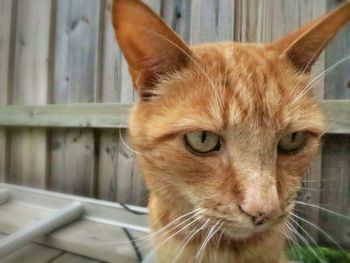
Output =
[
  {"x1": 239, "y1": 205, "x2": 276, "y2": 225},
  {"x1": 239, "y1": 190, "x2": 281, "y2": 225}
]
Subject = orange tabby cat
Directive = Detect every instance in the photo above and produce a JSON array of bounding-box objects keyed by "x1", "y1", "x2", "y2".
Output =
[{"x1": 112, "y1": 1, "x2": 350, "y2": 262}]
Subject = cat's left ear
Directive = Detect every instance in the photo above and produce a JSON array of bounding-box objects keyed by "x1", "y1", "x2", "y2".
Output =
[
  {"x1": 111, "y1": 0, "x2": 192, "y2": 99},
  {"x1": 271, "y1": 1, "x2": 350, "y2": 72}
]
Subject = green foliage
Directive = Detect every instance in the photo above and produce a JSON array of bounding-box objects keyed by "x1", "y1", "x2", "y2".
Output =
[{"x1": 287, "y1": 246, "x2": 350, "y2": 263}]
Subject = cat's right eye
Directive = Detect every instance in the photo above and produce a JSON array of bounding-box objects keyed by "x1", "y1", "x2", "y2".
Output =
[
  {"x1": 184, "y1": 131, "x2": 221, "y2": 155},
  {"x1": 278, "y1": 131, "x2": 307, "y2": 153}
]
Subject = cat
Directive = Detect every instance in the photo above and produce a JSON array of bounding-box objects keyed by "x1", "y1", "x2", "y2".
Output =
[{"x1": 111, "y1": 1, "x2": 350, "y2": 262}]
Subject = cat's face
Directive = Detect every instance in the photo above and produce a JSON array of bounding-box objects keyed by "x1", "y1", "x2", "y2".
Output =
[
  {"x1": 112, "y1": 0, "x2": 350, "y2": 240},
  {"x1": 129, "y1": 42, "x2": 324, "y2": 239}
]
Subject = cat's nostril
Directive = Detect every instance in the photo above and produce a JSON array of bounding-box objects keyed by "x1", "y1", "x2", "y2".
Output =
[{"x1": 239, "y1": 206, "x2": 267, "y2": 225}]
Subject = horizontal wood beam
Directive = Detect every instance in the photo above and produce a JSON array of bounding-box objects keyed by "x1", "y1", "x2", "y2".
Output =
[
  {"x1": 321, "y1": 100, "x2": 350, "y2": 134},
  {"x1": 0, "y1": 101, "x2": 348, "y2": 133},
  {"x1": 0, "y1": 103, "x2": 132, "y2": 128}
]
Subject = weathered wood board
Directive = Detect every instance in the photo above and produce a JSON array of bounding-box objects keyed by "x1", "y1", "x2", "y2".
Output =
[
  {"x1": 50, "y1": 253, "x2": 102, "y2": 263},
  {"x1": 0, "y1": 101, "x2": 348, "y2": 134},
  {"x1": 319, "y1": 0, "x2": 350, "y2": 247},
  {"x1": 50, "y1": 0, "x2": 101, "y2": 197},
  {"x1": 0, "y1": 233, "x2": 62, "y2": 263},
  {"x1": 0, "y1": 0, "x2": 13, "y2": 182},
  {"x1": 321, "y1": 135, "x2": 350, "y2": 247},
  {"x1": 0, "y1": 201, "x2": 147, "y2": 262},
  {"x1": 190, "y1": 0, "x2": 234, "y2": 44},
  {"x1": 8, "y1": 0, "x2": 51, "y2": 189}
]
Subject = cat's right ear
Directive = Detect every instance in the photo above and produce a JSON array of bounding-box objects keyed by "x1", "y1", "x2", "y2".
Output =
[
  {"x1": 271, "y1": 1, "x2": 350, "y2": 73},
  {"x1": 112, "y1": 0, "x2": 192, "y2": 99}
]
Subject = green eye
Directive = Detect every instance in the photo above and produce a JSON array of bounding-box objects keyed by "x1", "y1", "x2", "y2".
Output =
[
  {"x1": 184, "y1": 131, "x2": 221, "y2": 154},
  {"x1": 278, "y1": 131, "x2": 306, "y2": 153}
]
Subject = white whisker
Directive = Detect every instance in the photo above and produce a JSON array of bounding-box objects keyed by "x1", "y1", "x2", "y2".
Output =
[
  {"x1": 118, "y1": 128, "x2": 142, "y2": 155},
  {"x1": 288, "y1": 221, "x2": 324, "y2": 263},
  {"x1": 285, "y1": 223, "x2": 303, "y2": 262},
  {"x1": 171, "y1": 219, "x2": 210, "y2": 263},
  {"x1": 295, "y1": 201, "x2": 350, "y2": 221},
  {"x1": 291, "y1": 213, "x2": 349, "y2": 258},
  {"x1": 64, "y1": 208, "x2": 203, "y2": 247},
  {"x1": 292, "y1": 54, "x2": 350, "y2": 105},
  {"x1": 143, "y1": 216, "x2": 202, "y2": 263},
  {"x1": 289, "y1": 217, "x2": 327, "y2": 262},
  {"x1": 194, "y1": 220, "x2": 222, "y2": 263}
]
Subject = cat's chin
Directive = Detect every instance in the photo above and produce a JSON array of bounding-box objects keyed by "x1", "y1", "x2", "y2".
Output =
[
  {"x1": 221, "y1": 222, "x2": 272, "y2": 241},
  {"x1": 223, "y1": 228, "x2": 256, "y2": 240}
]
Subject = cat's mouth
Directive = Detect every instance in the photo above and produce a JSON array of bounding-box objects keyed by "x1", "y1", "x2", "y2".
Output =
[{"x1": 201, "y1": 210, "x2": 289, "y2": 240}]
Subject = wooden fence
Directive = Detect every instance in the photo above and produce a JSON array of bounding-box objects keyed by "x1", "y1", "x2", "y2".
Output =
[{"x1": 0, "y1": 0, "x2": 349, "y2": 247}]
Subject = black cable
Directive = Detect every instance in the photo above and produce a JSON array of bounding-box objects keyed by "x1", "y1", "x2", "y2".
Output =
[
  {"x1": 119, "y1": 202, "x2": 147, "y2": 215},
  {"x1": 122, "y1": 227, "x2": 143, "y2": 263}
]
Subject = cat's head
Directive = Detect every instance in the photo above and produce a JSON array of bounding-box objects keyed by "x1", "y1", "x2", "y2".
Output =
[{"x1": 112, "y1": 0, "x2": 350, "y2": 239}]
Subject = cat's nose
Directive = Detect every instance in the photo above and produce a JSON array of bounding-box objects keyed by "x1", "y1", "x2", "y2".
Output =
[
  {"x1": 238, "y1": 205, "x2": 273, "y2": 225},
  {"x1": 238, "y1": 186, "x2": 281, "y2": 225}
]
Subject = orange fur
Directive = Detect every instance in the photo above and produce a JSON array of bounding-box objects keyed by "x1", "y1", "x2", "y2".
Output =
[{"x1": 112, "y1": 1, "x2": 350, "y2": 262}]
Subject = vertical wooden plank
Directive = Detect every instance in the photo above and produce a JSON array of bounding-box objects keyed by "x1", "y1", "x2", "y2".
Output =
[
  {"x1": 100, "y1": 0, "x2": 121, "y2": 103},
  {"x1": 0, "y1": 0, "x2": 13, "y2": 182},
  {"x1": 161, "y1": 0, "x2": 192, "y2": 42},
  {"x1": 321, "y1": 136, "x2": 350, "y2": 248},
  {"x1": 9, "y1": 0, "x2": 51, "y2": 188},
  {"x1": 321, "y1": 135, "x2": 350, "y2": 247},
  {"x1": 234, "y1": 0, "x2": 273, "y2": 43},
  {"x1": 324, "y1": 1, "x2": 350, "y2": 100},
  {"x1": 190, "y1": 0, "x2": 234, "y2": 44},
  {"x1": 98, "y1": 0, "x2": 136, "y2": 204},
  {"x1": 50, "y1": 0, "x2": 101, "y2": 197},
  {"x1": 320, "y1": 0, "x2": 350, "y2": 248},
  {"x1": 98, "y1": 0, "x2": 121, "y2": 202},
  {"x1": 234, "y1": 0, "x2": 326, "y2": 243}
]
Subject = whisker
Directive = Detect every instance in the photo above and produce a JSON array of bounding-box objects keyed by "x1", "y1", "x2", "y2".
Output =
[
  {"x1": 118, "y1": 128, "x2": 143, "y2": 155},
  {"x1": 298, "y1": 187, "x2": 323, "y2": 191},
  {"x1": 144, "y1": 208, "x2": 204, "y2": 243},
  {"x1": 142, "y1": 216, "x2": 202, "y2": 263},
  {"x1": 291, "y1": 213, "x2": 349, "y2": 258},
  {"x1": 194, "y1": 220, "x2": 222, "y2": 263},
  {"x1": 281, "y1": 225, "x2": 298, "y2": 260},
  {"x1": 171, "y1": 219, "x2": 210, "y2": 263},
  {"x1": 301, "y1": 178, "x2": 335, "y2": 183},
  {"x1": 292, "y1": 54, "x2": 350, "y2": 105},
  {"x1": 288, "y1": 221, "x2": 324, "y2": 263},
  {"x1": 214, "y1": 224, "x2": 225, "y2": 262},
  {"x1": 289, "y1": 217, "x2": 327, "y2": 262},
  {"x1": 285, "y1": 223, "x2": 303, "y2": 262},
  {"x1": 295, "y1": 201, "x2": 350, "y2": 221},
  {"x1": 64, "y1": 208, "x2": 203, "y2": 247}
]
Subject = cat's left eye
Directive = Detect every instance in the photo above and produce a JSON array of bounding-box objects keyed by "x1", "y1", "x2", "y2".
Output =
[
  {"x1": 184, "y1": 131, "x2": 221, "y2": 154},
  {"x1": 278, "y1": 131, "x2": 307, "y2": 153}
]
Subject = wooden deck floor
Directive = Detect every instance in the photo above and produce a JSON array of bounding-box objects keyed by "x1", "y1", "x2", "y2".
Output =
[
  {"x1": 0, "y1": 184, "x2": 149, "y2": 263},
  {"x1": 0, "y1": 202, "x2": 147, "y2": 262},
  {"x1": 0, "y1": 233, "x2": 104, "y2": 263}
]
